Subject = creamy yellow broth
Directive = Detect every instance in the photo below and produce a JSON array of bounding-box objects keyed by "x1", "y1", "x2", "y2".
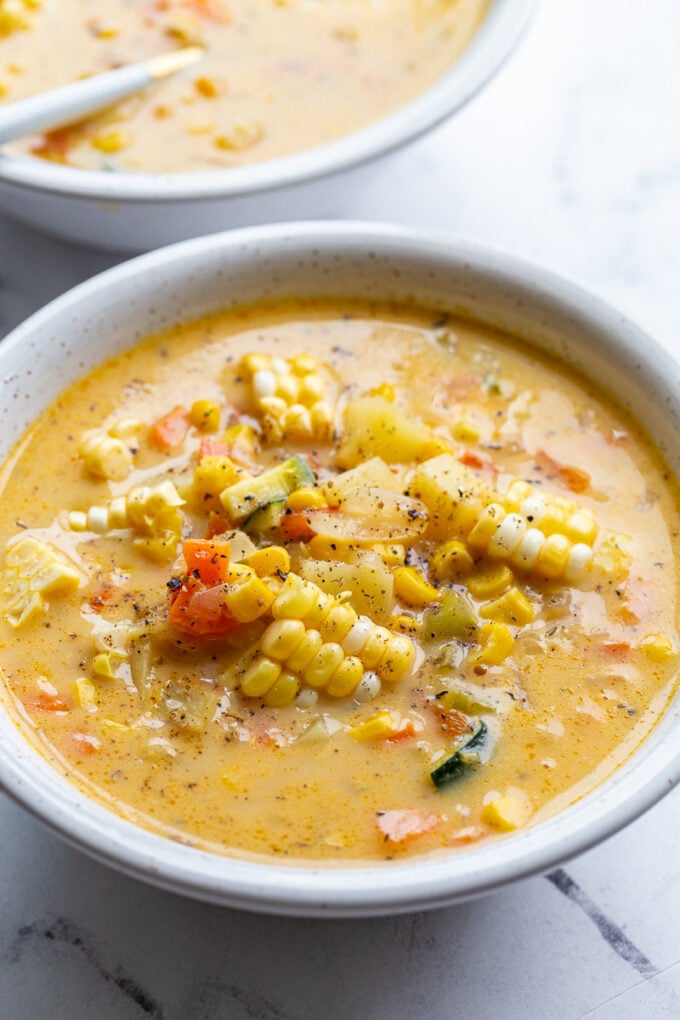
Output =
[
  {"x1": 1, "y1": 0, "x2": 487, "y2": 172},
  {"x1": 0, "y1": 300, "x2": 678, "y2": 864}
]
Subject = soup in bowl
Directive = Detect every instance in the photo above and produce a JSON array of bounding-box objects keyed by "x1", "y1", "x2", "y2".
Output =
[
  {"x1": 0, "y1": 0, "x2": 533, "y2": 250},
  {"x1": 0, "y1": 223, "x2": 678, "y2": 915}
]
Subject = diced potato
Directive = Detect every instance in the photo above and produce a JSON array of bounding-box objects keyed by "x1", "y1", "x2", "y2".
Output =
[
  {"x1": 481, "y1": 790, "x2": 533, "y2": 831},
  {"x1": 335, "y1": 397, "x2": 443, "y2": 469},
  {"x1": 300, "y1": 558, "x2": 394, "y2": 624},
  {"x1": 322, "y1": 457, "x2": 404, "y2": 502},
  {"x1": 409, "y1": 454, "x2": 495, "y2": 540}
]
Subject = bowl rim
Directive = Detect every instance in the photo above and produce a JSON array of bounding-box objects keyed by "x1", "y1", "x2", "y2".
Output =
[
  {"x1": 0, "y1": 0, "x2": 534, "y2": 203},
  {"x1": 1, "y1": 220, "x2": 679, "y2": 917}
]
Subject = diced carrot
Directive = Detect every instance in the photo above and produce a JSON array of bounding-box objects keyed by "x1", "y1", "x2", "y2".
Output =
[
  {"x1": 150, "y1": 405, "x2": 190, "y2": 449},
  {"x1": 184, "y1": 0, "x2": 230, "y2": 23},
  {"x1": 535, "y1": 450, "x2": 590, "y2": 493},
  {"x1": 279, "y1": 510, "x2": 317, "y2": 542},
  {"x1": 182, "y1": 538, "x2": 230, "y2": 586},
  {"x1": 26, "y1": 692, "x2": 71, "y2": 714},
  {"x1": 375, "y1": 809, "x2": 439, "y2": 845},
  {"x1": 168, "y1": 579, "x2": 239, "y2": 637},
  {"x1": 599, "y1": 641, "x2": 631, "y2": 660},
  {"x1": 199, "y1": 438, "x2": 230, "y2": 459}
]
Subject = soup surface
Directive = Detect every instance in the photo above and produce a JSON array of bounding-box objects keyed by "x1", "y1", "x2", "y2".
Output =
[
  {"x1": 0, "y1": 0, "x2": 487, "y2": 172},
  {"x1": 0, "y1": 300, "x2": 678, "y2": 864}
]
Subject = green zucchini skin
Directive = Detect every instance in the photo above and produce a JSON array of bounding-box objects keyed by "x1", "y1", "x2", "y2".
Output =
[
  {"x1": 221, "y1": 455, "x2": 315, "y2": 522},
  {"x1": 430, "y1": 720, "x2": 488, "y2": 790}
]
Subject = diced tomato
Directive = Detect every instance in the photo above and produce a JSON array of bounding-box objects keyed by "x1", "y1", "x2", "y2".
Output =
[
  {"x1": 375, "y1": 809, "x2": 439, "y2": 845},
  {"x1": 459, "y1": 450, "x2": 497, "y2": 478},
  {"x1": 168, "y1": 578, "x2": 239, "y2": 637},
  {"x1": 182, "y1": 538, "x2": 230, "y2": 586},
  {"x1": 535, "y1": 450, "x2": 590, "y2": 493},
  {"x1": 150, "y1": 405, "x2": 190, "y2": 450},
  {"x1": 385, "y1": 721, "x2": 417, "y2": 743},
  {"x1": 279, "y1": 510, "x2": 317, "y2": 542},
  {"x1": 450, "y1": 826, "x2": 488, "y2": 845},
  {"x1": 199, "y1": 438, "x2": 230, "y2": 459},
  {"x1": 207, "y1": 511, "x2": 231, "y2": 537}
]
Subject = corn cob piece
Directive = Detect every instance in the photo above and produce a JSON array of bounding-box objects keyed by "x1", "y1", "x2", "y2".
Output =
[
  {"x1": 68, "y1": 480, "x2": 185, "y2": 563},
  {"x1": 1, "y1": 536, "x2": 81, "y2": 628},
  {"x1": 79, "y1": 432, "x2": 134, "y2": 482},
  {"x1": 239, "y1": 352, "x2": 334, "y2": 443},
  {"x1": 239, "y1": 572, "x2": 416, "y2": 704},
  {"x1": 503, "y1": 479, "x2": 599, "y2": 546}
]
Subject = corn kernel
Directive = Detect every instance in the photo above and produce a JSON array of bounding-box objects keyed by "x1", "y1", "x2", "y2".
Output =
[
  {"x1": 391, "y1": 613, "x2": 419, "y2": 635},
  {"x1": 431, "y1": 539, "x2": 475, "y2": 580},
  {"x1": 299, "y1": 375, "x2": 325, "y2": 406},
  {"x1": 452, "y1": 420, "x2": 480, "y2": 442},
  {"x1": 261, "y1": 619, "x2": 306, "y2": 660},
  {"x1": 240, "y1": 657, "x2": 281, "y2": 697},
  {"x1": 393, "y1": 566, "x2": 440, "y2": 608},
  {"x1": 301, "y1": 589, "x2": 334, "y2": 628},
  {"x1": 264, "y1": 670, "x2": 300, "y2": 707},
  {"x1": 285, "y1": 488, "x2": 326, "y2": 512},
  {"x1": 377, "y1": 635, "x2": 416, "y2": 683},
  {"x1": 359, "y1": 625, "x2": 391, "y2": 669},
  {"x1": 189, "y1": 400, "x2": 220, "y2": 432},
  {"x1": 101, "y1": 719, "x2": 131, "y2": 732},
  {"x1": 288, "y1": 354, "x2": 317, "y2": 375},
  {"x1": 214, "y1": 118, "x2": 264, "y2": 152},
  {"x1": 371, "y1": 543, "x2": 406, "y2": 568},
  {"x1": 310, "y1": 401, "x2": 334, "y2": 439},
  {"x1": 467, "y1": 503, "x2": 506, "y2": 551},
  {"x1": 565, "y1": 509, "x2": 599, "y2": 546},
  {"x1": 327, "y1": 656, "x2": 364, "y2": 697},
  {"x1": 92, "y1": 652, "x2": 122, "y2": 679},
  {"x1": 474, "y1": 622, "x2": 514, "y2": 666},
  {"x1": 319, "y1": 603, "x2": 358, "y2": 643},
  {"x1": 368, "y1": 383, "x2": 395, "y2": 402},
  {"x1": 349, "y1": 711, "x2": 396, "y2": 742},
  {"x1": 194, "y1": 456, "x2": 239, "y2": 500},
  {"x1": 272, "y1": 574, "x2": 318, "y2": 619},
  {"x1": 535, "y1": 533, "x2": 571, "y2": 579},
  {"x1": 195, "y1": 75, "x2": 220, "y2": 98},
  {"x1": 308, "y1": 535, "x2": 356, "y2": 560},
  {"x1": 304, "y1": 642, "x2": 345, "y2": 688},
  {"x1": 281, "y1": 404, "x2": 312, "y2": 437},
  {"x1": 640, "y1": 634, "x2": 675, "y2": 661},
  {"x1": 247, "y1": 546, "x2": 290, "y2": 577},
  {"x1": 275, "y1": 374, "x2": 301, "y2": 404},
  {"x1": 79, "y1": 433, "x2": 133, "y2": 481},
  {"x1": 482, "y1": 791, "x2": 533, "y2": 831},
  {"x1": 537, "y1": 504, "x2": 569, "y2": 536},
  {"x1": 74, "y1": 678, "x2": 97, "y2": 711},
  {"x1": 224, "y1": 574, "x2": 274, "y2": 623},
  {"x1": 466, "y1": 563, "x2": 514, "y2": 600},
  {"x1": 285, "y1": 629, "x2": 324, "y2": 673},
  {"x1": 479, "y1": 587, "x2": 534, "y2": 626},
  {"x1": 92, "y1": 129, "x2": 130, "y2": 153},
  {"x1": 504, "y1": 479, "x2": 533, "y2": 510},
  {"x1": 241, "y1": 353, "x2": 269, "y2": 375}
]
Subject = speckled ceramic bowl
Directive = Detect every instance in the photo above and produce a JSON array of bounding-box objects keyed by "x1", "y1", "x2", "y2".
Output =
[
  {"x1": 0, "y1": 0, "x2": 533, "y2": 252},
  {"x1": 1, "y1": 223, "x2": 679, "y2": 916}
]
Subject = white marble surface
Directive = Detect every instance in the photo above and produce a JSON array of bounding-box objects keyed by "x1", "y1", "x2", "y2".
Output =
[{"x1": 1, "y1": 1, "x2": 680, "y2": 1016}]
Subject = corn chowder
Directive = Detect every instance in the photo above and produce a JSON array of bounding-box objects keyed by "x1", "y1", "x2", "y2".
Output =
[
  {"x1": 0, "y1": 300, "x2": 678, "y2": 863},
  {"x1": 0, "y1": 0, "x2": 487, "y2": 173}
]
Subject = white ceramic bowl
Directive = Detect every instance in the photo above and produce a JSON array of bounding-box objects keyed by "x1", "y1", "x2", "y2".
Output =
[
  {"x1": 0, "y1": 0, "x2": 533, "y2": 252},
  {"x1": 1, "y1": 222, "x2": 679, "y2": 917}
]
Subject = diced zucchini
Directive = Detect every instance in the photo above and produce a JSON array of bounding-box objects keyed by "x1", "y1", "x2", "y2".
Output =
[
  {"x1": 430, "y1": 720, "x2": 487, "y2": 790},
  {"x1": 421, "y1": 590, "x2": 477, "y2": 642},
  {"x1": 242, "y1": 499, "x2": 286, "y2": 536},
  {"x1": 220, "y1": 455, "x2": 315, "y2": 523},
  {"x1": 434, "y1": 684, "x2": 497, "y2": 715}
]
